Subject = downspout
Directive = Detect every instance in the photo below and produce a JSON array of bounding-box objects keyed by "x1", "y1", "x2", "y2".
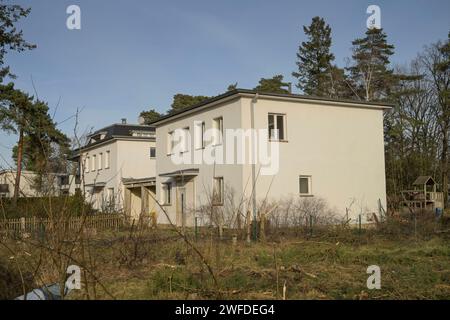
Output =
[{"x1": 250, "y1": 93, "x2": 258, "y2": 240}]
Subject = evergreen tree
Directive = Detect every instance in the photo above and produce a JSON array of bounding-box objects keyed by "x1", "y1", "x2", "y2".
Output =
[
  {"x1": 254, "y1": 75, "x2": 290, "y2": 94},
  {"x1": 0, "y1": 1, "x2": 35, "y2": 80},
  {"x1": 169, "y1": 94, "x2": 211, "y2": 114},
  {"x1": 0, "y1": 83, "x2": 69, "y2": 202},
  {"x1": 346, "y1": 28, "x2": 395, "y2": 101},
  {"x1": 292, "y1": 16, "x2": 336, "y2": 97},
  {"x1": 139, "y1": 109, "x2": 162, "y2": 124},
  {"x1": 227, "y1": 83, "x2": 238, "y2": 91}
]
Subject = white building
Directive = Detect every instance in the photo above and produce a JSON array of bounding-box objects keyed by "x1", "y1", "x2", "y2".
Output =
[
  {"x1": 0, "y1": 169, "x2": 64, "y2": 198},
  {"x1": 71, "y1": 121, "x2": 157, "y2": 219},
  {"x1": 151, "y1": 89, "x2": 391, "y2": 227}
]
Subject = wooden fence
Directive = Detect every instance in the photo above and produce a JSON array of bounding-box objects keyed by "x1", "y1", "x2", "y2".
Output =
[{"x1": 0, "y1": 214, "x2": 125, "y2": 235}]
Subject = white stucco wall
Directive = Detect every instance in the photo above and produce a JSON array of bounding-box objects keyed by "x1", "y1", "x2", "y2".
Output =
[
  {"x1": 81, "y1": 138, "x2": 156, "y2": 210},
  {"x1": 240, "y1": 96, "x2": 387, "y2": 221},
  {"x1": 155, "y1": 94, "x2": 388, "y2": 226},
  {"x1": 155, "y1": 98, "x2": 244, "y2": 226}
]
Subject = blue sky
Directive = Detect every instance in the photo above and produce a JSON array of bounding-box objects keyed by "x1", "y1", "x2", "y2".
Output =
[{"x1": 0, "y1": 0, "x2": 449, "y2": 168}]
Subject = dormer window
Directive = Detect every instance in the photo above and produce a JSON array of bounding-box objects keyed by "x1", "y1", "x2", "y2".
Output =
[
  {"x1": 88, "y1": 132, "x2": 107, "y2": 144},
  {"x1": 131, "y1": 130, "x2": 154, "y2": 138}
]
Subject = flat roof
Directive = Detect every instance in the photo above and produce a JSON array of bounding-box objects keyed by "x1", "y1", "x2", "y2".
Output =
[{"x1": 149, "y1": 89, "x2": 394, "y2": 126}]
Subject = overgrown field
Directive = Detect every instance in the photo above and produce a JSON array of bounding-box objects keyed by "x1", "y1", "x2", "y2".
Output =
[{"x1": 1, "y1": 225, "x2": 449, "y2": 300}]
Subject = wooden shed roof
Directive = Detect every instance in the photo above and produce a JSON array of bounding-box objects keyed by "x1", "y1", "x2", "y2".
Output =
[{"x1": 412, "y1": 176, "x2": 436, "y2": 186}]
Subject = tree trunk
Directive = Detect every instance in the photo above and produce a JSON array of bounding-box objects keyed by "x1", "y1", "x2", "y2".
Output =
[
  {"x1": 13, "y1": 128, "x2": 24, "y2": 206},
  {"x1": 441, "y1": 122, "x2": 449, "y2": 208}
]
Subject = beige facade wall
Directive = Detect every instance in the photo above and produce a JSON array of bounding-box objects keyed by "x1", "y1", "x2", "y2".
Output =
[
  {"x1": 155, "y1": 98, "x2": 244, "y2": 226},
  {"x1": 155, "y1": 95, "x2": 388, "y2": 226},
  {"x1": 81, "y1": 139, "x2": 156, "y2": 211},
  {"x1": 0, "y1": 170, "x2": 61, "y2": 198},
  {"x1": 240, "y1": 96, "x2": 387, "y2": 221}
]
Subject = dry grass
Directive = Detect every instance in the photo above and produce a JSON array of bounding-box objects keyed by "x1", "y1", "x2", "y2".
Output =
[{"x1": 1, "y1": 223, "x2": 449, "y2": 300}]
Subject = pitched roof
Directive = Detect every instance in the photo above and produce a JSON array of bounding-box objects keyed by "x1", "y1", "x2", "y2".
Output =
[{"x1": 412, "y1": 176, "x2": 436, "y2": 186}]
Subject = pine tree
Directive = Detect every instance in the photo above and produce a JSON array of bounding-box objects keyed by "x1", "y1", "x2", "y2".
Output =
[
  {"x1": 254, "y1": 75, "x2": 290, "y2": 94},
  {"x1": 346, "y1": 28, "x2": 395, "y2": 101},
  {"x1": 139, "y1": 109, "x2": 162, "y2": 124},
  {"x1": 0, "y1": 83, "x2": 69, "y2": 202},
  {"x1": 169, "y1": 94, "x2": 211, "y2": 114},
  {"x1": 292, "y1": 16, "x2": 336, "y2": 97},
  {"x1": 0, "y1": 1, "x2": 36, "y2": 80}
]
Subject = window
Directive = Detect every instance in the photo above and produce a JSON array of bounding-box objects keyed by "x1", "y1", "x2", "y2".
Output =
[
  {"x1": 105, "y1": 151, "x2": 110, "y2": 169},
  {"x1": 150, "y1": 147, "x2": 156, "y2": 158},
  {"x1": 213, "y1": 177, "x2": 224, "y2": 205},
  {"x1": 98, "y1": 153, "x2": 103, "y2": 170},
  {"x1": 92, "y1": 155, "x2": 96, "y2": 171},
  {"x1": 85, "y1": 156, "x2": 90, "y2": 173},
  {"x1": 299, "y1": 176, "x2": 312, "y2": 196},
  {"x1": 212, "y1": 117, "x2": 223, "y2": 145},
  {"x1": 268, "y1": 113, "x2": 286, "y2": 140},
  {"x1": 195, "y1": 121, "x2": 206, "y2": 149},
  {"x1": 182, "y1": 127, "x2": 190, "y2": 152},
  {"x1": 167, "y1": 131, "x2": 175, "y2": 154},
  {"x1": 0, "y1": 184, "x2": 9, "y2": 195},
  {"x1": 131, "y1": 130, "x2": 154, "y2": 137},
  {"x1": 163, "y1": 183, "x2": 172, "y2": 205},
  {"x1": 107, "y1": 188, "x2": 114, "y2": 204}
]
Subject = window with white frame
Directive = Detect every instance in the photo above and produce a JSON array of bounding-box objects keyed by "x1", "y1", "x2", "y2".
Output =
[
  {"x1": 162, "y1": 183, "x2": 172, "y2": 205},
  {"x1": 107, "y1": 187, "x2": 114, "y2": 204},
  {"x1": 105, "y1": 151, "x2": 110, "y2": 169},
  {"x1": 268, "y1": 113, "x2": 286, "y2": 141},
  {"x1": 167, "y1": 131, "x2": 175, "y2": 154},
  {"x1": 92, "y1": 155, "x2": 96, "y2": 171},
  {"x1": 195, "y1": 121, "x2": 206, "y2": 149},
  {"x1": 182, "y1": 127, "x2": 190, "y2": 152},
  {"x1": 85, "y1": 156, "x2": 90, "y2": 173},
  {"x1": 150, "y1": 147, "x2": 156, "y2": 158},
  {"x1": 299, "y1": 175, "x2": 312, "y2": 196},
  {"x1": 98, "y1": 153, "x2": 103, "y2": 170},
  {"x1": 212, "y1": 117, "x2": 223, "y2": 145},
  {"x1": 213, "y1": 177, "x2": 224, "y2": 205}
]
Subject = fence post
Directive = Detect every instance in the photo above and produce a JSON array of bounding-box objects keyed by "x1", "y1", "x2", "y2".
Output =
[
  {"x1": 358, "y1": 214, "x2": 362, "y2": 234},
  {"x1": 309, "y1": 215, "x2": 313, "y2": 237},
  {"x1": 20, "y1": 217, "x2": 26, "y2": 233},
  {"x1": 195, "y1": 217, "x2": 198, "y2": 241}
]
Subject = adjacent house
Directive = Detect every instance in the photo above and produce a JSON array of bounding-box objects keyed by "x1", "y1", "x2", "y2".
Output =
[
  {"x1": 150, "y1": 89, "x2": 391, "y2": 227},
  {"x1": 0, "y1": 169, "x2": 64, "y2": 198},
  {"x1": 70, "y1": 120, "x2": 157, "y2": 219}
]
